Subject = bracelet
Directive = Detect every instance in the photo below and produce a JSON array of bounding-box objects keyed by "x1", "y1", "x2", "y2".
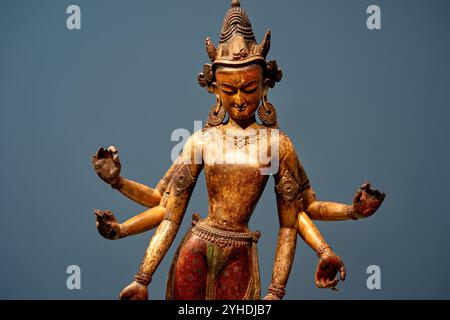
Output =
[
  {"x1": 345, "y1": 206, "x2": 359, "y2": 220},
  {"x1": 316, "y1": 245, "x2": 331, "y2": 258},
  {"x1": 111, "y1": 177, "x2": 125, "y2": 190},
  {"x1": 134, "y1": 272, "x2": 152, "y2": 286},
  {"x1": 268, "y1": 283, "x2": 286, "y2": 299}
]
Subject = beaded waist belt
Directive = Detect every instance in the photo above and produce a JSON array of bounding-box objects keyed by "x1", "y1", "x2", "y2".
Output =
[{"x1": 191, "y1": 215, "x2": 260, "y2": 247}]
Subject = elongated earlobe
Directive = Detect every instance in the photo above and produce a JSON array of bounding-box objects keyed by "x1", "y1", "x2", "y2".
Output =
[{"x1": 207, "y1": 95, "x2": 226, "y2": 127}]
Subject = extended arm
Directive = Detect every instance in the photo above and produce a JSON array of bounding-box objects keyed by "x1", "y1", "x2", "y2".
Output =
[
  {"x1": 94, "y1": 206, "x2": 166, "y2": 240},
  {"x1": 302, "y1": 183, "x2": 385, "y2": 221},
  {"x1": 94, "y1": 172, "x2": 178, "y2": 240},
  {"x1": 92, "y1": 147, "x2": 184, "y2": 239}
]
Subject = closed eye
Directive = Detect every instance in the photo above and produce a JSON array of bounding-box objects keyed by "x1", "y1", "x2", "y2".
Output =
[
  {"x1": 241, "y1": 81, "x2": 258, "y2": 94},
  {"x1": 220, "y1": 84, "x2": 237, "y2": 94},
  {"x1": 241, "y1": 86, "x2": 258, "y2": 94}
]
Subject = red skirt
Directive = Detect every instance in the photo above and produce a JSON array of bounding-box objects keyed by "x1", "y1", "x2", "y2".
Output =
[{"x1": 166, "y1": 220, "x2": 261, "y2": 300}]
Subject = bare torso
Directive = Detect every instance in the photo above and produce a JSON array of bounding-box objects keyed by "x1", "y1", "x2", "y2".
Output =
[{"x1": 200, "y1": 124, "x2": 273, "y2": 232}]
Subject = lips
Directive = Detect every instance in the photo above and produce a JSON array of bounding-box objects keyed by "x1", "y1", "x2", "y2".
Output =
[{"x1": 234, "y1": 106, "x2": 247, "y2": 112}]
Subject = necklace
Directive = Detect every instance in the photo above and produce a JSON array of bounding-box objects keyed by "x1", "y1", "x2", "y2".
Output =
[{"x1": 220, "y1": 126, "x2": 260, "y2": 149}]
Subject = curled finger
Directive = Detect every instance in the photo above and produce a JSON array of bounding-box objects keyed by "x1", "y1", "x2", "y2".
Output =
[
  {"x1": 361, "y1": 182, "x2": 371, "y2": 190},
  {"x1": 353, "y1": 189, "x2": 362, "y2": 204},
  {"x1": 108, "y1": 145, "x2": 118, "y2": 155},
  {"x1": 339, "y1": 265, "x2": 346, "y2": 281}
]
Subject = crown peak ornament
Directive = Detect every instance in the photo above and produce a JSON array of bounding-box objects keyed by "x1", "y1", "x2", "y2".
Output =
[{"x1": 231, "y1": 0, "x2": 241, "y2": 8}]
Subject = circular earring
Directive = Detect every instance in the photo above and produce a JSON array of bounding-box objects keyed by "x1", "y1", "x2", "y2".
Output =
[
  {"x1": 258, "y1": 95, "x2": 278, "y2": 127},
  {"x1": 207, "y1": 96, "x2": 226, "y2": 127}
]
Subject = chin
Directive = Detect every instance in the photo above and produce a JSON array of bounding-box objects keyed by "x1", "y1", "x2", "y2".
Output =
[
  {"x1": 231, "y1": 110, "x2": 257, "y2": 120},
  {"x1": 232, "y1": 114, "x2": 253, "y2": 121}
]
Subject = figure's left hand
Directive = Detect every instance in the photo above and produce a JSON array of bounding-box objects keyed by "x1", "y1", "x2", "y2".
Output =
[
  {"x1": 353, "y1": 182, "x2": 385, "y2": 219},
  {"x1": 119, "y1": 281, "x2": 148, "y2": 300},
  {"x1": 315, "y1": 249, "x2": 346, "y2": 290}
]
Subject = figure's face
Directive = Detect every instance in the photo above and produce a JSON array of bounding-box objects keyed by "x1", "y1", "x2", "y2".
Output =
[{"x1": 215, "y1": 64, "x2": 265, "y2": 122}]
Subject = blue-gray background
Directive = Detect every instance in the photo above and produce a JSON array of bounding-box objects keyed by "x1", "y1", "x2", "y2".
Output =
[{"x1": 1, "y1": 0, "x2": 449, "y2": 299}]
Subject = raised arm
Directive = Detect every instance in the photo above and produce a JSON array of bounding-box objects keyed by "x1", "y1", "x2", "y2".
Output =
[
  {"x1": 92, "y1": 146, "x2": 180, "y2": 208},
  {"x1": 118, "y1": 134, "x2": 203, "y2": 300}
]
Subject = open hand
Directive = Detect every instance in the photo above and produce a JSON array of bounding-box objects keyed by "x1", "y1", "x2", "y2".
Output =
[
  {"x1": 91, "y1": 146, "x2": 121, "y2": 185},
  {"x1": 353, "y1": 182, "x2": 385, "y2": 219}
]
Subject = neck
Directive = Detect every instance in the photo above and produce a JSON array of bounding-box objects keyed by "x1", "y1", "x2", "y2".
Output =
[{"x1": 227, "y1": 115, "x2": 257, "y2": 130}]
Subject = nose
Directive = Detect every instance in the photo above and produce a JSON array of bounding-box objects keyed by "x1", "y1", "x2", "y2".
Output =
[{"x1": 235, "y1": 92, "x2": 245, "y2": 107}]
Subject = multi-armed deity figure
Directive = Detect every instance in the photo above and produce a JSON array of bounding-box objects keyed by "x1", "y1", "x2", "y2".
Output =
[{"x1": 91, "y1": 0, "x2": 385, "y2": 300}]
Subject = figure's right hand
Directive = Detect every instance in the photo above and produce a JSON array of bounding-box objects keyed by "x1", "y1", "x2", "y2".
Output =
[
  {"x1": 91, "y1": 146, "x2": 121, "y2": 185},
  {"x1": 119, "y1": 281, "x2": 148, "y2": 300},
  {"x1": 94, "y1": 210, "x2": 123, "y2": 240},
  {"x1": 263, "y1": 293, "x2": 281, "y2": 300}
]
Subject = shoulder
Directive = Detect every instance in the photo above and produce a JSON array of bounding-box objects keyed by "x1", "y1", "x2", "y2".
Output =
[
  {"x1": 276, "y1": 130, "x2": 297, "y2": 161},
  {"x1": 184, "y1": 128, "x2": 210, "y2": 149},
  {"x1": 190, "y1": 129, "x2": 205, "y2": 144},
  {"x1": 177, "y1": 129, "x2": 205, "y2": 165}
]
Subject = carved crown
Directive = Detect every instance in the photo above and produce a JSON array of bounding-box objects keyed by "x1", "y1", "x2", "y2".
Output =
[{"x1": 198, "y1": 0, "x2": 282, "y2": 92}]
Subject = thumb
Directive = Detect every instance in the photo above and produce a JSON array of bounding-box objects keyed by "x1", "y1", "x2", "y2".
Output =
[{"x1": 353, "y1": 189, "x2": 362, "y2": 204}]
